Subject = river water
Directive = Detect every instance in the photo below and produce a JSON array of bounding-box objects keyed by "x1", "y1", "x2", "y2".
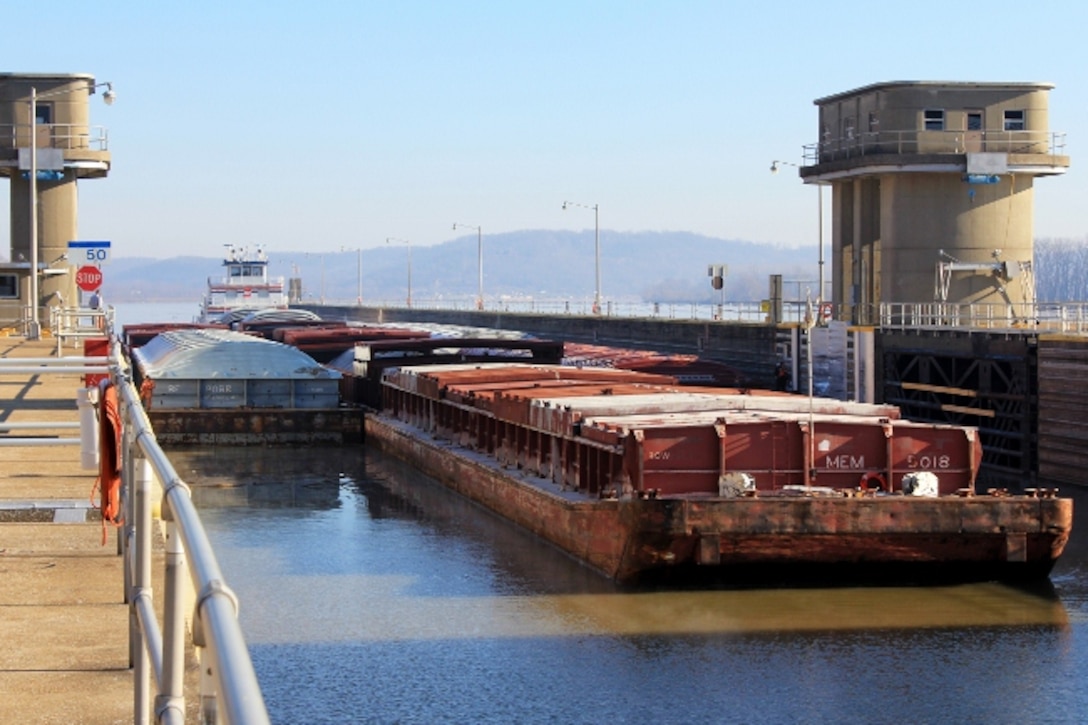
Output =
[
  {"x1": 121, "y1": 303, "x2": 1088, "y2": 723},
  {"x1": 167, "y1": 444, "x2": 1088, "y2": 725}
]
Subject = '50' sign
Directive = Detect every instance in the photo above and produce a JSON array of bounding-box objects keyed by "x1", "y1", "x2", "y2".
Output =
[{"x1": 67, "y1": 240, "x2": 111, "y2": 265}]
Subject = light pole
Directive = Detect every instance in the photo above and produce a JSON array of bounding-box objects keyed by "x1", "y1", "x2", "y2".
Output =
[
  {"x1": 452, "y1": 223, "x2": 483, "y2": 310},
  {"x1": 387, "y1": 237, "x2": 412, "y2": 307},
  {"x1": 303, "y1": 252, "x2": 326, "y2": 303},
  {"x1": 771, "y1": 160, "x2": 824, "y2": 305},
  {"x1": 772, "y1": 160, "x2": 824, "y2": 483},
  {"x1": 27, "y1": 81, "x2": 115, "y2": 340},
  {"x1": 562, "y1": 201, "x2": 600, "y2": 314},
  {"x1": 341, "y1": 245, "x2": 362, "y2": 304}
]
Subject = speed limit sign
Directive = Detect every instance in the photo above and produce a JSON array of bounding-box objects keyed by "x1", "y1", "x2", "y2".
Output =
[{"x1": 67, "y1": 240, "x2": 111, "y2": 265}]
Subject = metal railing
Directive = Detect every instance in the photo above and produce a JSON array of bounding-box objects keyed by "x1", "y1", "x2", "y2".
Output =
[
  {"x1": 309, "y1": 296, "x2": 826, "y2": 325},
  {"x1": 879, "y1": 301, "x2": 1088, "y2": 334},
  {"x1": 1, "y1": 304, "x2": 33, "y2": 337},
  {"x1": 0, "y1": 122, "x2": 110, "y2": 152},
  {"x1": 50, "y1": 305, "x2": 113, "y2": 354},
  {"x1": 105, "y1": 334, "x2": 271, "y2": 724},
  {"x1": 306, "y1": 296, "x2": 1088, "y2": 337},
  {"x1": 206, "y1": 274, "x2": 286, "y2": 286},
  {"x1": 22, "y1": 322, "x2": 271, "y2": 723},
  {"x1": 0, "y1": 357, "x2": 106, "y2": 458},
  {"x1": 803, "y1": 129, "x2": 1067, "y2": 165}
]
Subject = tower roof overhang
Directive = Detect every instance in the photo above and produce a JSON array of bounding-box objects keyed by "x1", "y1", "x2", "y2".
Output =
[{"x1": 814, "y1": 80, "x2": 1056, "y2": 106}]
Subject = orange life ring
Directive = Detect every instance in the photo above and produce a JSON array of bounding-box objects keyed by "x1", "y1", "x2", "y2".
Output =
[
  {"x1": 859, "y1": 471, "x2": 886, "y2": 491},
  {"x1": 820, "y1": 302, "x2": 834, "y2": 321},
  {"x1": 91, "y1": 379, "x2": 124, "y2": 543}
]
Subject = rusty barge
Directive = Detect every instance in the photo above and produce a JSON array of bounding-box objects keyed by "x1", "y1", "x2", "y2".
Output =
[{"x1": 366, "y1": 362, "x2": 1072, "y2": 584}]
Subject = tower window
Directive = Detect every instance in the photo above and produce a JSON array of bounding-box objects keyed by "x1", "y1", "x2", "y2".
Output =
[
  {"x1": 924, "y1": 109, "x2": 945, "y2": 131},
  {"x1": 868, "y1": 112, "x2": 879, "y2": 132},
  {"x1": 0, "y1": 274, "x2": 18, "y2": 299},
  {"x1": 1004, "y1": 110, "x2": 1025, "y2": 131}
]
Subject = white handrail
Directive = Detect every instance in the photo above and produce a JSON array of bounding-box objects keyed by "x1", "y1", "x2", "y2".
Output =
[{"x1": 101, "y1": 331, "x2": 271, "y2": 723}]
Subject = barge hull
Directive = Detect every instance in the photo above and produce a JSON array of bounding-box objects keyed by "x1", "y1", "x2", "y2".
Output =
[
  {"x1": 150, "y1": 409, "x2": 363, "y2": 446},
  {"x1": 365, "y1": 413, "x2": 1071, "y2": 584}
]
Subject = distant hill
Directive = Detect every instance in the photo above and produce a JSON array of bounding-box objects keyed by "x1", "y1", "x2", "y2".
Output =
[
  {"x1": 99, "y1": 230, "x2": 818, "y2": 304},
  {"x1": 93, "y1": 232, "x2": 1088, "y2": 305}
]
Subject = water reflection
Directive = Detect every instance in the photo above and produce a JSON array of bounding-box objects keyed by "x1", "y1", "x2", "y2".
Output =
[
  {"x1": 169, "y1": 446, "x2": 346, "y2": 510},
  {"x1": 178, "y1": 445, "x2": 1071, "y2": 641},
  {"x1": 181, "y1": 445, "x2": 1088, "y2": 723}
]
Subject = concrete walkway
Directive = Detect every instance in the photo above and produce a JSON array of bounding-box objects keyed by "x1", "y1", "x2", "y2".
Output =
[{"x1": 0, "y1": 336, "x2": 171, "y2": 724}]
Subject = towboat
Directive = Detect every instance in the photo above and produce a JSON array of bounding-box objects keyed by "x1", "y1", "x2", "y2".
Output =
[{"x1": 198, "y1": 244, "x2": 288, "y2": 323}]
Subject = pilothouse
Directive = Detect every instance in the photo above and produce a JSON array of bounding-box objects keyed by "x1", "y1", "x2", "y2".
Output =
[{"x1": 198, "y1": 244, "x2": 288, "y2": 323}]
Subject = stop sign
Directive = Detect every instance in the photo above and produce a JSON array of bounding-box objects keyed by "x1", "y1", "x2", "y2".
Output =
[{"x1": 76, "y1": 265, "x2": 103, "y2": 292}]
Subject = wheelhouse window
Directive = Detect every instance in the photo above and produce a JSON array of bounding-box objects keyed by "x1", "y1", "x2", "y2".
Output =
[
  {"x1": 923, "y1": 109, "x2": 945, "y2": 131},
  {"x1": 843, "y1": 116, "x2": 855, "y2": 140},
  {"x1": 966, "y1": 112, "x2": 983, "y2": 131},
  {"x1": 868, "y1": 112, "x2": 879, "y2": 133},
  {"x1": 1004, "y1": 110, "x2": 1025, "y2": 131},
  {"x1": 0, "y1": 274, "x2": 18, "y2": 299}
]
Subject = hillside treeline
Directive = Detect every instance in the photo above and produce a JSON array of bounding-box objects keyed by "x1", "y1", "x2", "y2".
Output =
[{"x1": 1035, "y1": 237, "x2": 1088, "y2": 302}]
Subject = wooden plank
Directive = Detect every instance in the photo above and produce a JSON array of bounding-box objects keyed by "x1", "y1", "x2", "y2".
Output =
[
  {"x1": 901, "y1": 381, "x2": 978, "y2": 398},
  {"x1": 940, "y1": 404, "x2": 996, "y2": 418}
]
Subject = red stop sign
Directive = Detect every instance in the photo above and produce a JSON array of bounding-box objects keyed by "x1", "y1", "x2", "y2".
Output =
[{"x1": 76, "y1": 265, "x2": 103, "y2": 292}]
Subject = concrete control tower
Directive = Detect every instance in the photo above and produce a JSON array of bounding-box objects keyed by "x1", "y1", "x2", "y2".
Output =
[
  {"x1": 799, "y1": 81, "x2": 1069, "y2": 324},
  {"x1": 0, "y1": 73, "x2": 113, "y2": 336}
]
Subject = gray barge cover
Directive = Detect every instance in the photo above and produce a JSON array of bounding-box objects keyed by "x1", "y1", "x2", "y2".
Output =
[{"x1": 133, "y1": 328, "x2": 341, "y2": 409}]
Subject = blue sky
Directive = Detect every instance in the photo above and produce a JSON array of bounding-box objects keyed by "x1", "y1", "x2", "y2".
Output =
[{"x1": 3, "y1": 0, "x2": 1084, "y2": 259}]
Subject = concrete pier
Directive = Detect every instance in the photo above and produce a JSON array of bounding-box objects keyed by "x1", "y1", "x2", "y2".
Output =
[{"x1": 0, "y1": 337, "x2": 143, "y2": 723}]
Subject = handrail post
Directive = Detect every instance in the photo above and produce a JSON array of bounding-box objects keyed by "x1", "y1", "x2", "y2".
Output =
[
  {"x1": 200, "y1": 647, "x2": 219, "y2": 724},
  {"x1": 133, "y1": 454, "x2": 154, "y2": 723},
  {"x1": 54, "y1": 305, "x2": 62, "y2": 357},
  {"x1": 121, "y1": 389, "x2": 136, "y2": 661},
  {"x1": 160, "y1": 518, "x2": 188, "y2": 721}
]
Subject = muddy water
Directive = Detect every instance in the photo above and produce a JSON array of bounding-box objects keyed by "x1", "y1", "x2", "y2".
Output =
[{"x1": 177, "y1": 446, "x2": 1087, "y2": 724}]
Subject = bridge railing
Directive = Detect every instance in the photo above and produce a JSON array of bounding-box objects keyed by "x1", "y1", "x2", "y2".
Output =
[
  {"x1": 310, "y1": 297, "x2": 821, "y2": 324},
  {"x1": 313, "y1": 297, "x2": 1088, "y2": 335},
  {"x1": 101, "y1": 329, "x2": 271, "y2": 723}
]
